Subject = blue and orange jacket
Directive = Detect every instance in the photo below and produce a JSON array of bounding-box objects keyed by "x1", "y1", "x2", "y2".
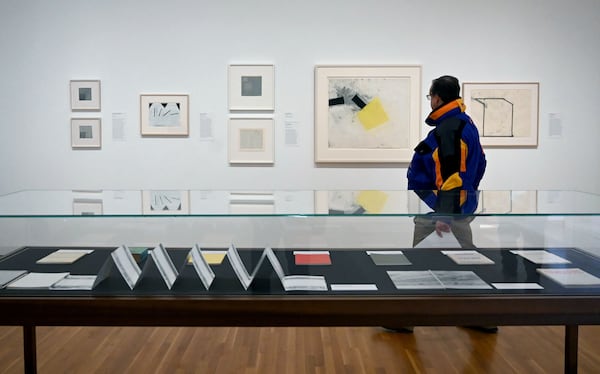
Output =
[{"x1": 407, "y1": 98, "x2": 486, "y2": 192}]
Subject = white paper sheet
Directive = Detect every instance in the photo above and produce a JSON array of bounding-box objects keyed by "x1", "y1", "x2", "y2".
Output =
[
  {"x1": 510, "y1": 250, "x2": 571, "y2": 264},
  {"x1": 51, "y1": 275, "x2": 98, "y2": 290},
  {"x1": 330, "y1": 284, "x2": 378, "y2": 291},
  {"x1": 492, "y1": 282, "x2": 543, "y2": 290},
  {"x1": 149, "y1": 244, "x2": 179, "y2": 289},
  {"x1": 190, "y1": 244, "x2": 216, "y2": 289}
]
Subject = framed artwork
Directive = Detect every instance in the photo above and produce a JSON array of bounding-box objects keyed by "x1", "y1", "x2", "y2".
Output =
[
  {"x1": 228, "y1": 118, "x2": 274, "y2": 164},
  {"x1": 228, "y1": 65, "x2": 275, "y2": 111},
  {"x1": 462, "y1": 82, "x2": 539, "y2": 147},
  {"x1": 229, "y1": 192, "x2": 275, "y2": 214},
  {"x1": 71, "y1": 118, "x2": 101, "y2": 149},
  {"x1": 142, "y1": 190, "x2": 190, "y2": 215},
  {"x1": 73, "y1": 199, "x2": 103, "y2": 215},
  {"x1": 140, "y1": 94, "x2": 189, "y2": 136},
  {"x1": 314, "y1": 65, "x2": 421, "y2": 163},
  {"x1": 70, "y1": 80, "x2": 101, "y2": 111}
]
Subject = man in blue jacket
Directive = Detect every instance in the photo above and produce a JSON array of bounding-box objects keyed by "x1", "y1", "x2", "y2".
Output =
[
  {"x1": 408, "y1": 75, "x2": 486, "y2": 247},
  {"x1": 408, "y1": 75, "x2": 486, "y2": 192}
]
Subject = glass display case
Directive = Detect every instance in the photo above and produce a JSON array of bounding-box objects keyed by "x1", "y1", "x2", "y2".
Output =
[{"x1": 0, "y1": 189, "x2": 599, "y2": 374}]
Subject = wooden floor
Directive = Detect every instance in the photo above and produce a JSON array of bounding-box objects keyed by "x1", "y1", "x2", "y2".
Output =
[{"x1": 1, "y1": 325, "x2": 599, "y2": 373}]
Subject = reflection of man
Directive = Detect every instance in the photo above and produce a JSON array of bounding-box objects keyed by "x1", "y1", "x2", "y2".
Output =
[{"x1": 412, "y1": 189, "x2": 479, "y2": 248}]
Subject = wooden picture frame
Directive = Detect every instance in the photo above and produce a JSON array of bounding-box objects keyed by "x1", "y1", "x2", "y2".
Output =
[
  {"x1": 314, "y1": 65, "x2": 421, "y2": 163},
  {"x1": 140, "y1": 94, "x2": 189, "y2": 136},
  {"x1": 70, "y1": 80, "x2": 101, "y2": 111},
  {"x1": 462, "y1": 82, "x2": 539, "y2": 147}
]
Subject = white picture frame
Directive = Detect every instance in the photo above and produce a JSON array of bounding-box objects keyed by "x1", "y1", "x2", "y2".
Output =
[
  {"x1": 71, "y1": 118, "x2": 101, "y2": 149},
  {"x1": 228, "y1": 65, "x2": 275, "y2": 111},
  {"x1": 228, "y1": 118, "x2": 274, "y2": 164},
  {"x1": 140, "y1": 94, "x2": 189, "y2": 136},
  {"x1": 462, "y1": 82, "x2": 539, "y2": 147},
  {"x1": 314, "y1": 65, "x2": 421, "y2": 163},
  {"x1": 73, "y1": 198, "x2": 103, "y2": 215},
  {"x1": 70, "y1": 80, "x2": 101, "y2": 111},
  {"x1": 142, "y1": 190, "x2": 190, "y2": 215}
]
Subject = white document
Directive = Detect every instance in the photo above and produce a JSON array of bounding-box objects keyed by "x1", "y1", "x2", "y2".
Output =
[
  {"x1": 7, "y1": 272, "x2": 69, "y2": 289},
  {"x1": 510, "y1": 250, "x2": 571, "y2": 264},
  {"x1": 51, "y1": 275, "x2": 98, "y2": 290},
  {"x1": 441, "y1": 250, "x2": 495, "y2": 265},
  {"x1": 537, "y1": 267, "x2": 600, "y2": 287},
  {"x1": 387, "y1": 270, "x2": 491, "y2": 289},
  {"x1": 281, "y1": 275, "x2": 328, "y2": 291},
  {"x1": 0, "y1": 270, "x2": 27, "y2": 288},
  {"x1": 387, "y1": 270, "x2": 445, "y2": 289},
  {"x1": 111, "y1": 245, "x2": 142, "y2": 290},
  {"x1": 36, "y1": 249, "x2": 94, "y2": 264},
  {"x1": 149, "y1": 244, "x2": 179, "y2": 289},
  {"x1": 492, "y1": 282, "x2": 544, "y2": 290},
  {"x1": 190, "y1": 244, "x2": 216, "y2": 289},
  {"x1": 330, "y1": 283, "x2": 378, "y2": 291},
  {"x1": 432, "y1": 270, "x2": 492, "y2": 289}
]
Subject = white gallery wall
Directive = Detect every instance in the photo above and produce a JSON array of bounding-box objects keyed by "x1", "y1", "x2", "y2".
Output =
[{"x1": 0, "y1": 0, "x2": 599, "y2": 195}]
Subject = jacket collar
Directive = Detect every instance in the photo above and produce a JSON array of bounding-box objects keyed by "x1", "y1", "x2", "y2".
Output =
[{"x1": 425, "y1": 98, "x2": 466, "y2": 126}]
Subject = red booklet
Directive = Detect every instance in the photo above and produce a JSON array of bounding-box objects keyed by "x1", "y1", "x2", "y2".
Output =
[{"x1": 294, "y1": 251, "x2": 332, "y2": 265}]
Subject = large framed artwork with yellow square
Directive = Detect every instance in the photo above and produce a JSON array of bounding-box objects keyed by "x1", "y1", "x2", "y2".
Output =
[{"x1": 314, "y1": 65, "x2": 421, "y2": 163}]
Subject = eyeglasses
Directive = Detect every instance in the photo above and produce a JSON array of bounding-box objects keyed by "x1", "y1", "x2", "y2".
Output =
[{"x1": 426, "y1": 94, "x2": 432, "y2": 100}]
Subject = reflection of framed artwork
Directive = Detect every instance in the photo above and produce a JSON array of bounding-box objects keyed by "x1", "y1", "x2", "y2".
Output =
[
  {"x1": 315, "y1": 65, "x2": 421, "y2": 163},
  {"x1": 140, "y1": 94, "x2": 189, "y2": 136},
  {"x1": 73, "y1": 199, "x2": 103, "y2": 215},
  {"x1": 228, "y1": 118, "x2": 274, "y2": 164},
  {"x1": 71, "y1": 118, "x2": 101, "y2": 149},
  {"x1": 229, "y1": 192, "x2": 275, "y2": 214},
  {"x1": 462, "y1": 82, "x2": 539, "y2": 147},
  {"x1": 314, "y1": 190, "x2": 407, "y2": 214},
  {"x1": 70, "y1": 80, "x2": 101, "y2": 111},
  {"x1": 142, "y1": 190, "x2": 190, "y2": 215},
  {"x1": 228, "y1": 65, "x2": 274, "y2": 111}
]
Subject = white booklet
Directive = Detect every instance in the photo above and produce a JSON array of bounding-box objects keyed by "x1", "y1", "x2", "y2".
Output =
[
  {"x1": 107, "y1": 245, "x2": 143, "y2": 290},
  {"x1": 51, "y1": 275, "x2": 99, "y2": 290},
  {"x1": 510, "y1": 250, "x2": 571, "y2": 264},
  {"x1": 227, "y1": 244, "x2": 327, "y2": 291},
  {"x1": 0, "y1": 270, "x2": 27, "y2": 288},
  {"x1": 148, "y1": 244, "x2": 180, "y2": 290},
  {"x1": 7, "y1": 272, "x2": 70, "y2": 289},
  {"x1": 189, "y1": 244, "x2": 216, "y2": 289},
  {"x1": 387, "y1": 270, "x2": 491, "y2": 289},
  {"x1": 441, "y1": 250, "x2": 494, "y2": 265},
  {"x1": 36, "y1": 249, "x2": 94, "y2": 264},
  {"x1": 537, "y1": 267, "x2": 600, "y2": 287}
]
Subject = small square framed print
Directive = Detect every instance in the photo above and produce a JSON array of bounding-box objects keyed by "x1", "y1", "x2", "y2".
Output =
[
  {"x1": 70, "y1": 80, "x2": 101, "y2": 111},
  {"x1": 71, "y1": 118, "x2": 101, "y2": 149},
  {"x1": 228, "y1": 118, "x2": 274, "y2": 164},
  {"x1": 228, "y1": 65, "x2": 274, "y2": 111},
  {"x1": 140, "y1": 94, "x2": 189, "y2": 136}
]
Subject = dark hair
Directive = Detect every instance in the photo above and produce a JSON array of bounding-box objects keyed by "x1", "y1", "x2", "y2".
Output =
[{"x1": 430, "y1": 75, "x2": 460, "y2": 103}]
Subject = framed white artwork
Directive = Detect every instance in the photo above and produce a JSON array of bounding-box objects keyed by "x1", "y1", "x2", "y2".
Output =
[
  {"x1": 71, "y1": 118, "x2": 101, "y2": 149},
  {"x1": 462, "y1": 82, "x2": 539, "y2": 147},
  {"x1": 142, "y1": 190, "x2": 190, "y2": 215},
  {"x1": 314, "y1": 190, "x2": 408, "y2": 214},
  {"x1": 70, "y1": 80, "x2": 101, "y2": 111},
  {"x1": 228, "y1": 118, "x2": 274, "y2": 164},
  {"x1": 140, "y1": 94, "x2": 189, "y2": 136},
  {"x1": 228, "y1": 65, "x2": 275, "y2": 111},
  {"x1": 314, "y1": 65, "x2": 421, "y2": 163},
  {"x1": 73, "y1": 199, "x2": 103, "y2": 215}
]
